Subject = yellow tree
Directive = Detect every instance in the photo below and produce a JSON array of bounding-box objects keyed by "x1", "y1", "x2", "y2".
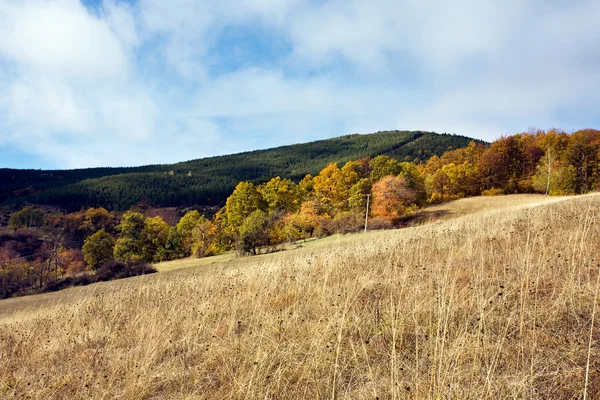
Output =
[
  {"x1": 298, "y1": 174, "x2": 315, "y2": 203},
  {"x1": 191, "y1": 218, "x2": 216, "y2": 257},
  {"x1": 176, "y1": 210, "x2": 204, "y2": 255},
  {"x1": 312, "y1": 163, "x2": 348, "y2": 212},
  {"x1": 225, "y1": 182, "x2": 266, "y2": 229},
  {"x1": 259, "y1": 177, "x2": 300, "y2": 214}
]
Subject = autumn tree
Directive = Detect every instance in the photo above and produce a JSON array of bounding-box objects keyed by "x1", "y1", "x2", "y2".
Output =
[
  {"x1": 312, "y1": 163, "x2": 348, "y2": 212},
  {"x1": 225, "y1": 182, "x2": 266, "y2": 229},
  {"x1": 259, "y1": 177, "x2": 300, "y2": 214},
  {"x1": 60, "y1": 249, "x2": 86, "y2": 274},
  {"x1": 191, "y1": 218, "x2": 216, "y2": 257},
  {"x1": 371, "y1": 176, "x2": 416, "y2": 221},
  {"x1": 79, "y1": 207, "x2": 115, "y2": 237},
  {"x1": 564, "y1": 129, "x2": 600, "y2": 193},
  {"x1": 477, "y1": 135, "x2": 526, "y2": 193},
  {"x1": 176, "y1": 210, "x2": 204, "y2": 255},
  {"x1": 207, "y1": 209, "x2": 231, "y2": 254},
  {"x1": 238, "y1": 210, "x2": 270, "y2": 255},
  {"x1": 82, "y1": 229, "x2": 116, "y2": 269},
  {"x1": 297, "y1": 174, "x2": 315, "y2": 203},
  {"x1": 532, "y1": 161, "x2": 577, "y2": 195}
]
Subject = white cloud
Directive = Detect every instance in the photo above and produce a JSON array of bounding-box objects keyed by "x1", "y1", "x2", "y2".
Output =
[
  {"x1": 0, "y1": 0, "x2": 129, "y2": 79},
  {"x1": 0, "y1": 0, "x2": 599, "y2": 169}
]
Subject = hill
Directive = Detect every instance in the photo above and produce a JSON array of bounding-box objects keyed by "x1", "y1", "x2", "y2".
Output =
[
  {"x1": 1, "y1": 194, "x2": 599, "y2": 398},
  {"x1": 0, "y1": 130, "x2": 479, "y2": 211}
]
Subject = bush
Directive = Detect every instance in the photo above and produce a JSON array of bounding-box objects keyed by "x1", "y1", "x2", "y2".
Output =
[
  {"x1": 96, "y1": 260, "x2": 156, "y2": 281},
  {"x1": 316, "y1": 213, "x2": 363, "y2": 236},
  {"x1": 44, "y1": 275, "x2": 94, "y2": 292},
  {"x1": 367, "y1": 217, "x2": 394, "y2": 231}
]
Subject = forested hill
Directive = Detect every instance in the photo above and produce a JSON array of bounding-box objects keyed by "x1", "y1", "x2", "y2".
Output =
[{"x1": 0, "y1": 130, "x2": 481, "y2": 211}]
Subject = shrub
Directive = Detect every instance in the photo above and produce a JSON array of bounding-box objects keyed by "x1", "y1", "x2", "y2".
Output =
[
  {"x1": 44, "y1": 275, "x2": 94, "y2": 292},
  {"x1": 96, "y1": 260, "x2": 156, "y2": 281},
  {"x1": 367, "y1": 217, "x2": 393, "y2": 231}
]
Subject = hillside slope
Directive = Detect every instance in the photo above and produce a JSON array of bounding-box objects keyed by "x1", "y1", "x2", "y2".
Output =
[
  {"x1": 0, "y1": 130, "x2": 479, "y2": 210},
  {"x1": 1, "y1": 194, "x2": 599, "y2": 398}
]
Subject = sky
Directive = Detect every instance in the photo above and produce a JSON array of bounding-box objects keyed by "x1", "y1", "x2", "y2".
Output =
[{"x1": 0, "y1": 0, "x2": 599, "y2": 170}]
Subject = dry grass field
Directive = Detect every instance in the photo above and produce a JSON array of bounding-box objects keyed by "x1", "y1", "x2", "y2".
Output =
[{"x1": 1, "y1": 194, "x2": 600, "y2": 399}]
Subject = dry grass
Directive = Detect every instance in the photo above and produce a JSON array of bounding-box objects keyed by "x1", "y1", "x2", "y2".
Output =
[
  {"x1": 1, "y1": 194, "x2": 600, "y2": 399},
  {"x1": 408, "y1": 193, "x2": 570, "y2": 225}
]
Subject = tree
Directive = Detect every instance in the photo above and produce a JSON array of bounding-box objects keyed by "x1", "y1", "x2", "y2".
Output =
[
  {"x1": 82, "y1": 229, "x2": 116, "y2": 269},
  {"x1": 238, "y1": 210, "x2": 270, "y2": 255},
  {"x1": 79, "y1": 207, "x2": 114, "y2": 237},
  {"x1": 371, "y1": 176, "x2": 416, "y2": 221},
  {"x1": 348, "y1": 178, "x2": 372, "y2": 213},
  {"x1": 191, "y1": 218, "x2": 216, "y2": 257},
  {"x1": 176, "y1": 210, "x2": 204, "y2": 255},
  {"x1": 369, "y1": 156, "x2": 402, "y2": 182},
  {"x1": 140, "y1": 216, "x2": 170, "y2": 263},
  {"x1": 259, "y1": 177, "x2": 300, "y2": 214},
  {"x1": 532, "y1": 161, "x2": 577, "y2": 195},
  {"x1": 298, "y1": 174, "x2": 315, "y2": 203},
  {"x1": 398, "y1": 162, "x2": 427, "y2": 205},
  {"x1": 477, "y1": 135, "x2": 524, "y2": 193},
  {"x1": 564, "y1": 129, "x2": 600, "y2": 193},
  {"x1": 60, "y1": 249, "x2": 87, "y2": 274},
  {"x1": 313, "y1": 163, "x2": 347, "y2": 212},
  {"x1": 9, "y1": 206, "x2": 46, "y2": 229},
  {"x1": 113, "y1": 211, "x2": 146, "y2": 262},
  {"x1": 156, "y1": 227, "x2": 185, "y2": 261},
  {"x1": 225, "y1": 182, "x2": 266, "y2": 228},
  {"x1": 426, "y1": 169, "x2": 450, "y2": 203},
  {"x1": 212, "y1": 208, "x2": 235, "y2": 254}
]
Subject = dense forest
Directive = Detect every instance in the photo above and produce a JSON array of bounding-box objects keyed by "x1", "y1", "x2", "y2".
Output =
[{"x1": 1, "y1": 131, "x2": 478, "y2": 211}]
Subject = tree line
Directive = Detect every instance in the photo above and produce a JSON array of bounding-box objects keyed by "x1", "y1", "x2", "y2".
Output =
[{"x1": 1, "y1": 128, "x2": 598, "y2": 298}]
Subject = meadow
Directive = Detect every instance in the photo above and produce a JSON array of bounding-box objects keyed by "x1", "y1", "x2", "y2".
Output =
[{"x1": 1, "y1": 193, "x2": 599, "y2": 399}]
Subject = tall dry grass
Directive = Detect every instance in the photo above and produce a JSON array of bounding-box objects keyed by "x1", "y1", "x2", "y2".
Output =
[{"x1": 1, "y1": 195, "x2": 599, "y2": 399}]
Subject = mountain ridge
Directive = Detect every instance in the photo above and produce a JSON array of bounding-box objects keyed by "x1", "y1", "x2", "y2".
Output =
[{"x1": 1, "y1": 130, "x2": 484, "y2": 210}]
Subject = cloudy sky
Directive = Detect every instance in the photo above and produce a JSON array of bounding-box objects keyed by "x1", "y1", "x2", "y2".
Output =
[{"x1": 0, "y1": 0, "x2": 599, "y2": 169}]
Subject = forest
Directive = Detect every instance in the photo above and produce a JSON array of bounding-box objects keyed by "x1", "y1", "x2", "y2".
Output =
[
  {"x1": 0, "y1": 130, "x2": 477, "y2": 211},
  {"x1": 1, "y1": 128, "x2": 599, "y2": 298}
]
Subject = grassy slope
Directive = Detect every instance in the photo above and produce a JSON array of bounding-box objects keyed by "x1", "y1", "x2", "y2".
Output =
[
  {"x1": 0, "y1": 130, "x2": 479, "y2": 210},
  {"x1": 1, "y1": 194, "x2": 600, "y2": 398}
]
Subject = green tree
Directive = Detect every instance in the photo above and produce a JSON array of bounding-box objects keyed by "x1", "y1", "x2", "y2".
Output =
[
  {"x1": 238, "y1": 210, "x2": 270, "y2": 255},
  {"x1": 9, "y1": 206, "x2": 46, "y2": 228},
  {"x1": 141, "y1": 216, "x2": 171, "y2": 263},
  {"x1": 157, "y1": 227, "x2": 185, "y2": 261},
  {"x1": 113, "y1": 211, "x2": 146, "y2": 262},
  {"x1": 348, "y1": 178, "x2": 372, "y2": 213},
  {"x1": 82, "y1": 229, "x2": 116, "y2": 269},
  {"x1": 369, "y1": 156, "x2": 402, "y2": 182}
]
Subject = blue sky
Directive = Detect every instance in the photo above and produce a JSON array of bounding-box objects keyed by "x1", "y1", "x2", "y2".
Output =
[{"x1": 0, "y1": 0, "x2": 599, "y2": 169}]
